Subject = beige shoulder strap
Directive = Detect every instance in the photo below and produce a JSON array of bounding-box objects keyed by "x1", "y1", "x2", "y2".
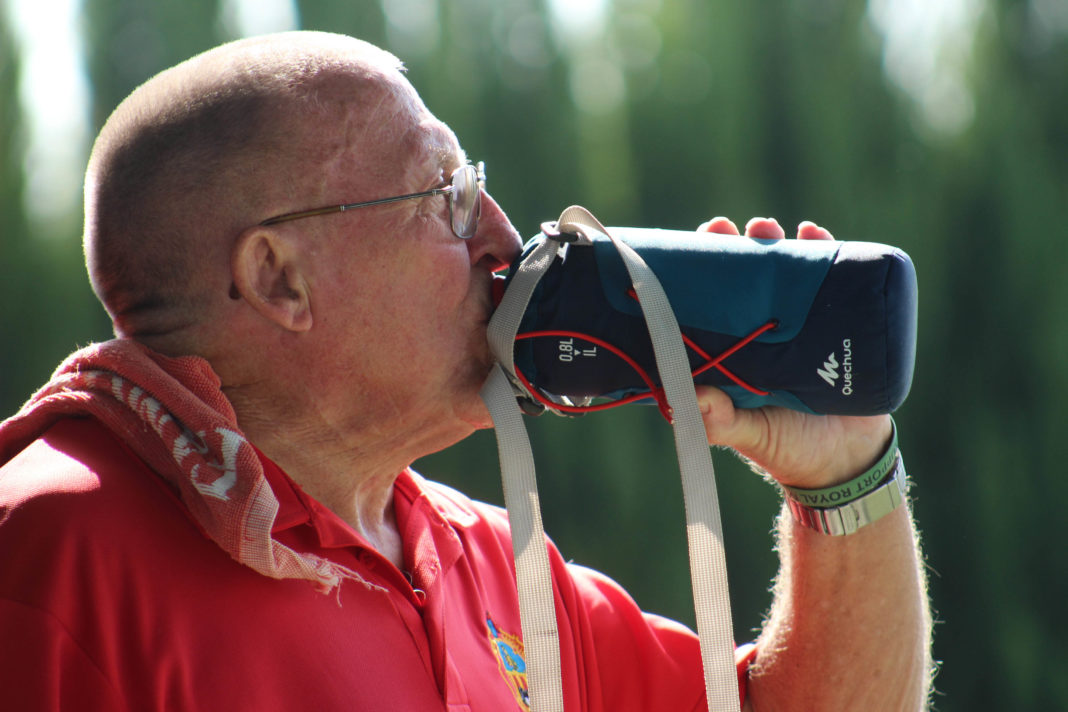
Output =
[{"x1": 481, "y1": 206, "x2": 740, "y2": 711}]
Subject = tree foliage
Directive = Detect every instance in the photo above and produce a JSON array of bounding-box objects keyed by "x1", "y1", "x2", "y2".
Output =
[{"x1": 2, "y1": 1, "x2": 1066, "y2": 708}]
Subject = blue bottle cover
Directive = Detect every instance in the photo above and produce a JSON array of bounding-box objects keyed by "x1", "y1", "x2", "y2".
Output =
[{"x1": 505, "y1": 227, "x2": 918, "y2": 416}]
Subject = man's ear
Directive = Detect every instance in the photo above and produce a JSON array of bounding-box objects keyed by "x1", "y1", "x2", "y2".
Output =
[{"x1": 230, "y1": 227, "x2": 313, "y2": 332}]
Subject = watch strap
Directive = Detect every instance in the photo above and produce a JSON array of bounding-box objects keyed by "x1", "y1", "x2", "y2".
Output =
[{"x1": 786, "y1": 455, "x2": 908, "y2": 536}]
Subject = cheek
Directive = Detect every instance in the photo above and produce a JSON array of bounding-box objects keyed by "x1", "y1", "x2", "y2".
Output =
[
  {"x1": 395, "y1": 245, "x2": 472, "y2": 308},
  {"x1": 317, "y1": 230, "x2": 475, "y2": 349},
  {"x1": 365, "y1": 254, "x2": 472, "y2": 345}
]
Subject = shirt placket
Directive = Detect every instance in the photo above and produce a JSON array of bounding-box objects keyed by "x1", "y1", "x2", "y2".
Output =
[{"x1": 404, "y1": 495, "x2": 471, "y2": 707}]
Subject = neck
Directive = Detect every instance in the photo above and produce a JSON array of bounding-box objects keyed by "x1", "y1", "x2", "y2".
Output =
[
  {"x1": 233, "y1": 402, "x2": 410, "y2": 569},
  {"x1": 214, "y1": 341, "x2": 478, "y2": 572}
]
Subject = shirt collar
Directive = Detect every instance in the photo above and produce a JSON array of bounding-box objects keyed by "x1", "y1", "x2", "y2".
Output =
[
  {"x1": 254, "y1": 446, "x2": 316, "y2": 535},
  {"x1": 254, "y1": 448, "x2": 478, "y2": 546}
]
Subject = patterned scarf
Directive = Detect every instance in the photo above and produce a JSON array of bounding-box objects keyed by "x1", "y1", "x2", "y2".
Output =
[{"x1": 0, "y1": 339, "x2": 373, "y2": 593}]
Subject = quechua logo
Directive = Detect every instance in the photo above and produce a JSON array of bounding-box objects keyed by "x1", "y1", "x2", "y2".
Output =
[{"x1": 817, "y1": 339, "x2": 854, "y2": 395}]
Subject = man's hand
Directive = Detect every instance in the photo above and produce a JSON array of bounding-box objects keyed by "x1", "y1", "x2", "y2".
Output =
[{"x1": 693, "y1": 216, "x2": 893, "y2": 489}]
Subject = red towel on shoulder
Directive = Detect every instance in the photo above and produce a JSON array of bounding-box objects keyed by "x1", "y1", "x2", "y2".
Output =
[{"x1": 0, "y1": 339, "x2": 373, "y2": 593}]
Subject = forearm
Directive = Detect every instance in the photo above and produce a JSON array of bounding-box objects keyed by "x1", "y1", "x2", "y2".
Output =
[
  {"x1": 687, "y1": 218, "x2": 930, "y2": 709},
  {"x1": 746, "y1": 502, "x2": 933, "y2": 711}
]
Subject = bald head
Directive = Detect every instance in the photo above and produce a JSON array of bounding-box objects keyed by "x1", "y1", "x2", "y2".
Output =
[{"x1": 84, "y1": 32, "x2": 407, "y2": 340}]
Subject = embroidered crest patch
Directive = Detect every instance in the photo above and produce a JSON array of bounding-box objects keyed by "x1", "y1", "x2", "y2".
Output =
[{"x1": 486, "y1": 616, "x2": 530, "y2": 710}]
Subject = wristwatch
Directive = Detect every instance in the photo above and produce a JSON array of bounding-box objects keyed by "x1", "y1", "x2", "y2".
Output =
[{"x1": 785, "y1": 456, "x2": 909, "y2": 536}]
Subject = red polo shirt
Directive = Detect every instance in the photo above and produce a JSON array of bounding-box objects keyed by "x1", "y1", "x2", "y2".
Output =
[{"x1": 0, "y1": 416, "x2": 743, "y2": 710}]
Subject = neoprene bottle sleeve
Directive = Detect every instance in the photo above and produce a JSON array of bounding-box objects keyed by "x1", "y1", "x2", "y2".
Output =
[{"x1": 502, "y1": 224, "x2": 918, "y2": 416}]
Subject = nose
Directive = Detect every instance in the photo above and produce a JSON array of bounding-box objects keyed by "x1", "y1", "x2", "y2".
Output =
[{"x1": 467, "y1": 190, "x2": 523, "y2": 272}]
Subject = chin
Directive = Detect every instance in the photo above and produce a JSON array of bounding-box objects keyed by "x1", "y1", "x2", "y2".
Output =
[
  {"x1": 445, "y1": 345, "x2": 499, "y2": 431},
  {"x1": 457, "y1": 395, "x2": 495, "y2": 431}
]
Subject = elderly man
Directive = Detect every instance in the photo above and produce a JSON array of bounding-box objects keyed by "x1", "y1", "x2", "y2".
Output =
[{"x1": 0, "y1": 31, "x2": 931, "y2": 710}]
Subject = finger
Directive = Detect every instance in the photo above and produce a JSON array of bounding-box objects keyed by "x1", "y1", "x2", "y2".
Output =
[
  {"x1": 696, "y1": 216, "x2": 740, "y2": 235},
  {"x1": 797, "y1": 220, "x2": 834, "y2": 241},
  {"x1": 744, "y1": 217, "x2": 786, "y2": 241}
]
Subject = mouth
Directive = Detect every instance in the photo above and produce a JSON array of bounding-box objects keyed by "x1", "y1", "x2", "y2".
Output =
[
  {"x1": 472, "y1": 275, "x2": 508, "y2": 366},
  {"x1": 491, "y1": 273, "x2": 508, "y2": 307}
]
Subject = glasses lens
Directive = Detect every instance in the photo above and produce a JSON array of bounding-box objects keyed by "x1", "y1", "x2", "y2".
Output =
[{"x1": 450, "y1": 162, "x2": 482, "y2": 239}]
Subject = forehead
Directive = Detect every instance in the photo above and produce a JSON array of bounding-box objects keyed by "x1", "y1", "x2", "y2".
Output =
[
  {"x1": 410, "y1": 118, "x2": 468, "y2": 175},
  {"x1": 378, "y1": 80, "x2": 466, "y2": 171},
  {"x1": 325, "y1": 76, "x2": 468, "y2": 187}
]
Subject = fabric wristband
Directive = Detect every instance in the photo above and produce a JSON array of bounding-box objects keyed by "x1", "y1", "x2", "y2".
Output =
[{"x1": 781, "y1": 418, "x2": 899, "y2": 509}]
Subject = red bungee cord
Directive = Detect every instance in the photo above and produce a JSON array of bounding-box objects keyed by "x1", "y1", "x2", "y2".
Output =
[{"x1": 511, "y1": 317, "x2": 778, "y2": 423}]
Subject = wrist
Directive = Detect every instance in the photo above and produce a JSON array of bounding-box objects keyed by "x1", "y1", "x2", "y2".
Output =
[
  {"x1": 780, "y1": 419, "x2": 899, "y2": 507},
  {"x1": 780, "y1": 419, "x2": 909, "y2": 536},
  {"x1": 765, "y1": 415, "x2": 894, "y2": 490}
]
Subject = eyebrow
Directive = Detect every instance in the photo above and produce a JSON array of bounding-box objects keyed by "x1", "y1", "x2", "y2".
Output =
[
  {"x1": 433, "y1": 145, "x2": 468, "y2": 176},
  {"x1": 424, "y1": 123, "x2": 468, "y2": 172}
]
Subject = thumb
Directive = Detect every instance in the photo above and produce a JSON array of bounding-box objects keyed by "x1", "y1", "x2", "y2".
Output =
[{"x1": 695, "y1": 386, "x2": 767, "y2": 452}]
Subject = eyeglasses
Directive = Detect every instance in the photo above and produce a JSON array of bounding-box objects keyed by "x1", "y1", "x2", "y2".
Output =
[{"x1": 259, "y1": 161, "x2": 485, "y2": 239}]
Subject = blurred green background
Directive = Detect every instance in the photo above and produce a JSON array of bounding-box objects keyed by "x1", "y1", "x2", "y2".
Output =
[{"x1": 2, "y1": 0, "x2": 1066, "y2": 708}]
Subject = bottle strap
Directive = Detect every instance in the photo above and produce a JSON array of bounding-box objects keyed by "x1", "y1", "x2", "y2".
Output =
[
  {"x1": 481, "y1": 205, "x2": 740, "y2": 711},
  {"x1": 481, "y1": 365, "x2": 565, "y2": 711}
]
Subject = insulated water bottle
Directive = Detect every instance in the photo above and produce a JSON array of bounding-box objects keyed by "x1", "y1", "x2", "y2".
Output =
[{"x1": 496, "y1": 218, "x2": 918, "y2": 416}]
